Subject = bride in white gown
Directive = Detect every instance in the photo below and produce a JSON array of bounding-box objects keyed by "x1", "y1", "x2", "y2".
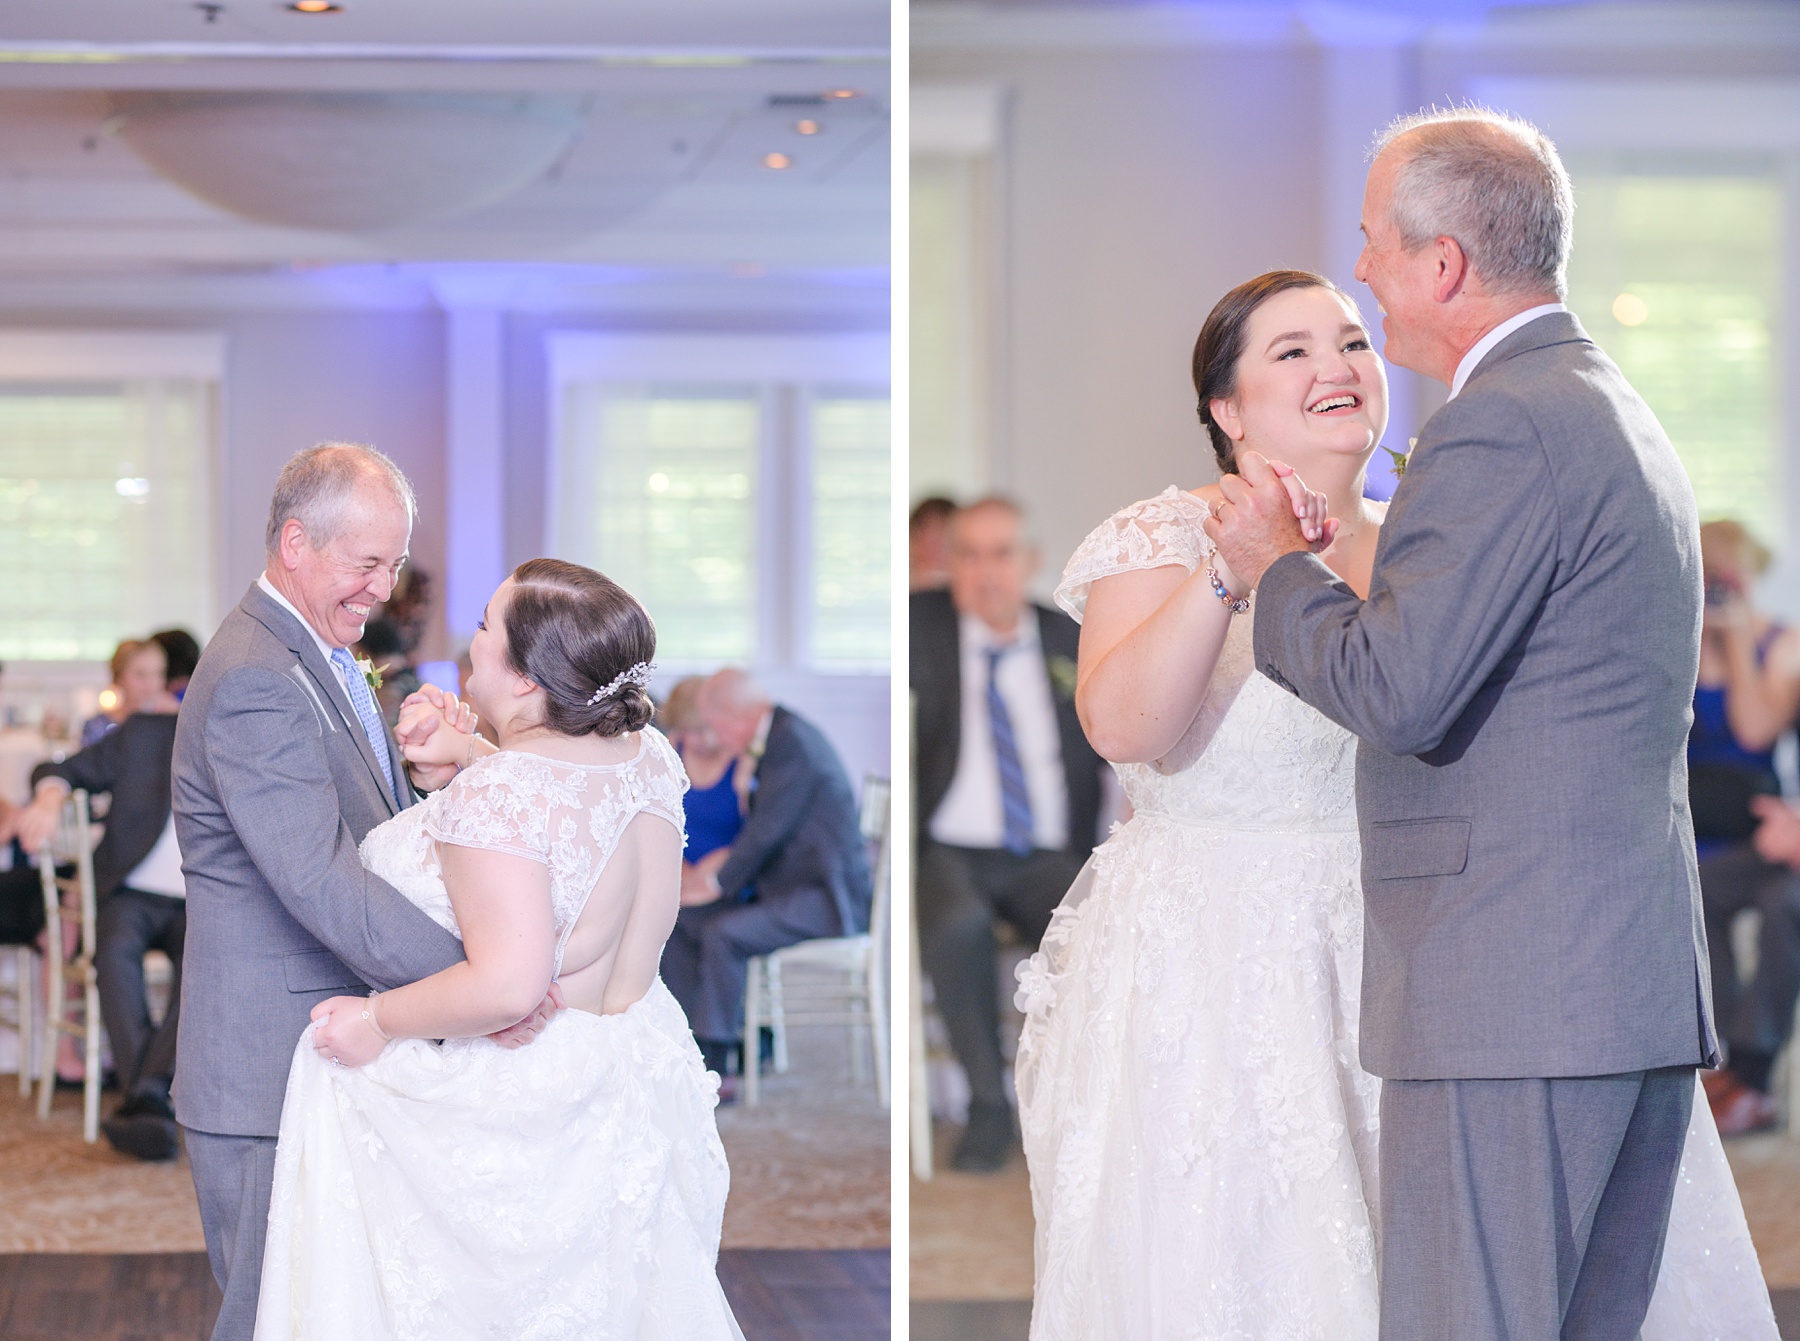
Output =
[
  {"x1": 253, "y1": 559, "x2": 743, "y2": 1341},
  {"x1": 1014, "y1": 271, "x2": 1777, "y2": 1340}
]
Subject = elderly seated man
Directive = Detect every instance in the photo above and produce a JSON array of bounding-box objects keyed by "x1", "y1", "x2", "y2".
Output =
[
  {"x1": 18, "y1": 689, "x2": 184, "y2": 1160},
  {"x1": 659, "y1": 668, "x2": 871, "y2": 1100}
]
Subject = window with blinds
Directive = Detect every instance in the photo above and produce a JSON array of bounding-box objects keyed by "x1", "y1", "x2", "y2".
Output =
[
  {"x1": 1565, "y1": 160, "x2": 1780, "y2": 541},
  {"x1": 0, "y1": 378, "x2": 216, "y2": 660},
  {"x1": 811, "y1": 388, "x2": 890, "y2": 666},
  {"x1": 557, "y1": 382, "x2": 761, "y2": 663},
  {"x1": 548, "y1": 334, "x2": 890, "y2": 671}
]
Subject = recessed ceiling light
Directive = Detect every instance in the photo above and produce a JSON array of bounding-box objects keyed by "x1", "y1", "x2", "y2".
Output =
[
  {"x1": 824, "y1": 89, "x2": 858, "y2": 100},
  {"x1": 287, "y1": 1, "x2": 342, "y2": 12},
  {"x1": 795, "y1": 120, "x2": 821, "y2": 136},
  {"x1": 763, "y1": 152, "x2": 793, "y2": 170}
]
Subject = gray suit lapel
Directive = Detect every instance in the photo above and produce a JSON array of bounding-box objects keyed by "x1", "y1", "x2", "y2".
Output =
[{"x1": 239, "y1": 584, "x2": 403, "y2": 816}]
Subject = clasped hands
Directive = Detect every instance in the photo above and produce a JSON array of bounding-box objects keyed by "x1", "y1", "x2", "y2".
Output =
[
  {"x1": 1201, "y1": 452, "x2": 1339, "y2": 597},
  {"x1": 393, "y1": 683, "x2": 480, "y2": 790}
]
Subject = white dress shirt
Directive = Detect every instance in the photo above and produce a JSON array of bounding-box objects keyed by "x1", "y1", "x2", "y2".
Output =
[
  {"x1": 124, "y1": 814, "x2": 186, "y2": 899},
  {"x1": 928, "y1": 610, "x2": 1070, "y2": 852},
  {"x1": 1447, "y1": 303, "x2": 1567, "y2": 401}
]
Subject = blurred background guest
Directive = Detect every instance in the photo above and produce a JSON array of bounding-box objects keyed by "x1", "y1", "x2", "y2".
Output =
[
  {"x1": 80, "y1": 639, "x2": 176, "y2": 747},
  {"x1": 910, "y1": 496, "x2": 1105, "y2": 1171},
  {"x1": 910, "y1": 496, "x2": 957, "y2": 592},
  {"x1": 354, "y1": 615, "x2": 422, "y2": 725},
  {"x1": 0, "y1": 795, "x2": 46, "y2": 949},
  {"x1": 151, "y1": 628, "x2": 202, "y2": 701},
  {"x1": 660, "y1": 668, "x2": 871, "y2": 1100},
  {"x1": 1690, "y1": 520, "x2": 1800, "y2": 1134},
  {"x1": 659, "y1": 676, "x2": 748, "y2": 899},
  {"x1": 17, "y1": 694, "x2": 185, "y2": 1161}
]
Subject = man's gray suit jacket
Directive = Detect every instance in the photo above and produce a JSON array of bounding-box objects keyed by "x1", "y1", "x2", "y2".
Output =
[
  {"x1": 1254, "y1": 310, "x2": 1719, "y2": 1082},
  {"x1": 171, "y1": 583, "x2": 462, "y2": 1138}
]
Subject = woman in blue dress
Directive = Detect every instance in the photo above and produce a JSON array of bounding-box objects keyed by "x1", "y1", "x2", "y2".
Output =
[
  {"x1": 1689, "y1": 518, "x2": 1800, "y2": 1133},
  {"x1": 660, "y1": 677, "x2": 747, "y2": 896}
]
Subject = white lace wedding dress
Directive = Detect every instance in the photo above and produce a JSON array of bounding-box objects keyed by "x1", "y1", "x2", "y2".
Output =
[
  {"x1": 1014, "y1": 486, "x2": 1776, "y2": 1341},
  {"x1": 254, "y1": 730, "x2": 745, "y2": 1341}
]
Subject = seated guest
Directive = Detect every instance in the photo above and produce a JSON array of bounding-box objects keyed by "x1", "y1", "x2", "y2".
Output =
[
  {"x1": 80, "y1": 639, "x2": 175, "y2": 747},
  {"x1": 150, "y1": 628, "x2": 201, "y2": 700},
  {"x1": 910, "y1": 496, "x2": 957, "y2": 592},
  {"x1": 17, "y1": 701, "x2": 185, "y2": 1160},
  {"x1": 0, "y1": 814, "x2": 45, "y2": 948},
  {"x1": 1689, "y1": 519, "x2": 1800, "y2": 1134},
  {"x1": 659, "y1": 676, "x2": 748, "y2": 888},
  {"x1": 660, "y1": 668, "x2": 871, "y2": 1099},
  {"x1": 911, "y1": 496, "x2": 1105, "y2": 1171}
]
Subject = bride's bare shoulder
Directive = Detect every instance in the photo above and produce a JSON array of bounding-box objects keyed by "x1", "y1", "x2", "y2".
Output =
[{"x1": 1187, "y1": 484, "x2": 1222, "y2": 513}]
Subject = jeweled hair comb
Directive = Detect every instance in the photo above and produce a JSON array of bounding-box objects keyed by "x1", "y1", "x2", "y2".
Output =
[{"x1": 587, "y1": 661, "x2": 654, "y2": 706}]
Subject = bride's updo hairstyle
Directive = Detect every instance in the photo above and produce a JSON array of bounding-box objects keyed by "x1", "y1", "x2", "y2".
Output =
[
  {"x1": 501, "y1": 558, "x2": 656, "y2": 738},
  {"x1": 1192, "y1": 269, "x2": 1351, "y2": 476}
]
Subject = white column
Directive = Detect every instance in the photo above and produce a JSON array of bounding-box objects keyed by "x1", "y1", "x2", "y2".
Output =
[{"x1": 432, "y1": 276, "x2": 511, "y2": 645}]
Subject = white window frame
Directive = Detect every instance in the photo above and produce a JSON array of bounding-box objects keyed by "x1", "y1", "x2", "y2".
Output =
[
  {"x1": 545, "y1": 331, "x2": 890, "y2": 674},
  {"x1": 0, "y1": 329, "x2": 225, "y2": 689}
]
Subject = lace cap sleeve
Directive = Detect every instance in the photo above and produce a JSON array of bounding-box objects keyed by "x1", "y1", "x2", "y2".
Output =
[
  {"x1": 1054, "y1": 486, "x2": 1215, "y2": 622},
  {"x1": 636, "y1": 726, "x2": 690, "y2": 837},
  {"x1": 422, "y1": 753, "x2": 552, "y2": 864}
]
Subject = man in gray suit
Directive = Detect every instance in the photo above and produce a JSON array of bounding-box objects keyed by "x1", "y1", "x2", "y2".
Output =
[
  {"x1": 1207, "y1": 110, "x2": 1715, "y2": 1338},
  {"x1": 173, "y1": 444, "x2": 547, "y2": 1341}
]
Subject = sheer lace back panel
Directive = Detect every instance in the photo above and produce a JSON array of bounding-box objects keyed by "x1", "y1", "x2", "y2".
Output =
[
  {"x1": 1056, "y1": 486, "x2": 1357, "y2": 831},
  {"x1": 364, "y1": 727, "x2": 688, "y2": 977}
]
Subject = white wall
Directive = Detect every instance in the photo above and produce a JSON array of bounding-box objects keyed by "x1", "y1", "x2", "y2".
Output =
[{"x1": 913, "y1": 39, "x2": 1325, "y2": 595}]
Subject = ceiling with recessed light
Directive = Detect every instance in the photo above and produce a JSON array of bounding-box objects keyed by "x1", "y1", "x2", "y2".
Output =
[{"x1": 0, "y1": 0, "x2": 890, "y2": 279}]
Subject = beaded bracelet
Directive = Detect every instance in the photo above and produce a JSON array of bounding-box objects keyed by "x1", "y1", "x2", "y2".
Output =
[{"x1": 1207, "y1": 563, "x2": 1250, "y2": 615}]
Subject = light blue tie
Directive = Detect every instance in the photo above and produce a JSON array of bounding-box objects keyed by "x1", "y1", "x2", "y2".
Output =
[
  {"x1": 330, "y1": 647, "x2": 397, "y2": 800},
  {"x1": 986, "y1": 645, "x2": 1035, "y2": 857}
]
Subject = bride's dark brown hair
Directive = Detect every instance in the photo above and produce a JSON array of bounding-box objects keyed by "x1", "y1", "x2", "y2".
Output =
[
  {"x1": 1192, "y1": 269, "x2": 1352, "y2": 476},
  {"x1": 502, "y1": 558, "x2": 656, "y2": 738}
]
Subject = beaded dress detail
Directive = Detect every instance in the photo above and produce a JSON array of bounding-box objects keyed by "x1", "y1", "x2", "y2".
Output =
[
  {"x1": 1014, "y1": 487, "x2": 1775, "y2": 1341},
  {"x1": 256, "y1": 728, "x2": 745, "y2": 1341}
]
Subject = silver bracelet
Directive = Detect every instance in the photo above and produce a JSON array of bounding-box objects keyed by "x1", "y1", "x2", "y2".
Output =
[
  {"x1": 362, "y1": 991, "x2": 392, "y2": 1042},
  {"x1": 1208, "y1": 563, "x2": 1250, "y2": 615}
]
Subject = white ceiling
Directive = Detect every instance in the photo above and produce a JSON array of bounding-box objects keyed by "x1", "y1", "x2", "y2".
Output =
[
  {"x1": 0, "y1": 0, "x2": 886, "y2": 58},
  {"x1": 0, "y1": 1, "x2": 891, "y2": 289}
]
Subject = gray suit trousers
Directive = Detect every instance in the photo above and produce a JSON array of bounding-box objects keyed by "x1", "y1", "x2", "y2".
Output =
[
  {"x1": 1378, "y1": 1067, "x2": 1693, "y2": 1341},
  {"x1": 185, "y1": 1128, "x2": 278, "y2": 1341}
]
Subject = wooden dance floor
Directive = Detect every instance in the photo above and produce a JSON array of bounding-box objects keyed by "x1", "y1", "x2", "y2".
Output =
[{"x1": 0, "y1": 1249, "x2": 888, "y2": 1340}]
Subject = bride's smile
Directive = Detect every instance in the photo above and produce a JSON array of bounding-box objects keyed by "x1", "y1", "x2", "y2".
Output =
[{"x1": 1208, "y1": 285, "x2": 1390, "y2": 472}]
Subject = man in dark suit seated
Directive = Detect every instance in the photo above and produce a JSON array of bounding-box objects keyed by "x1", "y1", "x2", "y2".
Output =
[
  {"x1": 17, "y1": 693, "x2": 185, "y2": 1160},
  {"x1": 660, "y1": 667, "x2": 872, "y2": 1100},
  {"x1": 911, "y1": 496, "x2": 1106, "y2": 1171}
]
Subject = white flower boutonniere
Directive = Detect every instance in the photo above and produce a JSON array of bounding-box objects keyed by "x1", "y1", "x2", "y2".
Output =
[
  {"x1": 1382, "y1": 437, "x2": 1419, "y2": 479},
  {"x1": 1047, "y1": 654, "x2": 1079, "y2": 703},
  {"x1": 356, "y1": 658, "x2": 385, "y2": 692}
]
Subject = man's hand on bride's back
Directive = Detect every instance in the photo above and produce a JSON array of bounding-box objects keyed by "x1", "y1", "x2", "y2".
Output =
[
  {"x1": 487, "y1": 982, "x2": 565, "y2": 1049},
  {"x1": 397, "y1": 684, "x2": 479, "y2": 789}
]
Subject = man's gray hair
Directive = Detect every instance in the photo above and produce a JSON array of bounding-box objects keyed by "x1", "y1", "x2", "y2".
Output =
[
  {"x1": 264, "y1": 442, "x2": 416, "y2": 556},
  {"x1": 1372, "y1": 106, "x2": 1574, "y2": 300}
]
